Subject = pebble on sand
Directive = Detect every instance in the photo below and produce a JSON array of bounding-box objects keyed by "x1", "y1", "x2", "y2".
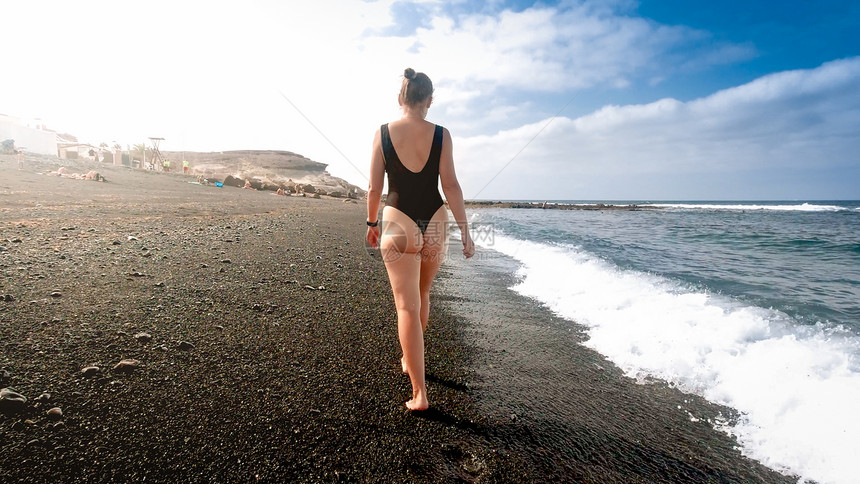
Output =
[
  {"x1": 0, "y1": 388, "x2": 28, "y2": 413},
  {"x1": 177, "y1": 341, "x2": 194, "y2": 351},
  {"x1": 81, "y1": 366, "x2": 101, "y2": 377},
  {"x1": 112, "y1": 359, "x2": 140, "y2": 373},
  {"x1": 134, "y1": 332, "x2": 153, "y2": 342},
  {"x1": 46, "y1": 407, "x2": 63, "y2": 420}
]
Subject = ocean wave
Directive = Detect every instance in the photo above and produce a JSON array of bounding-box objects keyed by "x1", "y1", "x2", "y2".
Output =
[
  {"x1": 478, "y1": 232, "x2": 860, "y2": 484},
  {"x1": 646, "y1": 202, "x2": 850, "y2": 212}
]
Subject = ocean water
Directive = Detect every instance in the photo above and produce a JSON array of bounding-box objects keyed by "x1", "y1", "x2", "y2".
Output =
[{"x1": 465, "y1": 201, "x2": 860, "y2": 484}]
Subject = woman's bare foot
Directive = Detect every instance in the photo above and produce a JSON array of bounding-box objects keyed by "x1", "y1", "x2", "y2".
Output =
[{"x1": 405, "y1": 390, "x2": 429, "y2": 411}]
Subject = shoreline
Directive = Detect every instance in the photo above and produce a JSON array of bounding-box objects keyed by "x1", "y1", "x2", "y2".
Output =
[{"x1": 435, "y1": 244, "x2": 795, "y2": 482}]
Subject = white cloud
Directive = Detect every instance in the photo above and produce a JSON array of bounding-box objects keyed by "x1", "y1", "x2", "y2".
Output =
[
  {"x1": 457, "y1": 57, "x2": 860, "y2": 200},
  {"x1": 2, "y1": 0, "x2": 833, "y2": 198},
  {"x1": 420, "y1": 2, "x2": 750, "y2": 90},
  {"x1": 367, "y1": 1, "x2": 755, "y2": 135}
]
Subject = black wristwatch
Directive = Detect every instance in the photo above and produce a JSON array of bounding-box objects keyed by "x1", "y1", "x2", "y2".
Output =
[{"x1": 366, "y1": 220, "x2": 378, "y2": 227}]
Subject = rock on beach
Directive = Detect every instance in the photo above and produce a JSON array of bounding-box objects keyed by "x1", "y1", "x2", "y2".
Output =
[
  {"x1": 0, "y1": 388, "x2": 27, "y2": 413},
  {"x1": 80, "y1": 366, "x2": 101, "y2": 377},
  {"x1": 112, "y1": 359, "x2": 140, "y2": 373},
  {"x1": 134, "y1": 332, "x2": 152, "y2": 342}
]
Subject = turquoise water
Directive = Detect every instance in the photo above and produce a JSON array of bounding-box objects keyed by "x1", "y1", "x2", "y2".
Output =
[
  {"x1": 465, "y1": 200, "x2": 860, "y2": 483},
  {"x1": 474, "y1": 200, "x2": 860, "y2": 331}
]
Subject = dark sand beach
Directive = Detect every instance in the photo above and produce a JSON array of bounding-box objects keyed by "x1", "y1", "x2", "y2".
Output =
[{"x1": 1, "y1": 154, "x2": 793, "y2": 482}]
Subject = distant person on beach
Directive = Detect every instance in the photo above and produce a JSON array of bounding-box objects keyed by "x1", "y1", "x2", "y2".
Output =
[
  {"x1": 366, "y1": 67, "x2": 475, "y2": 411},
  {"x1": 183, "y1": 160, "x2": 189, "y2": 174}
]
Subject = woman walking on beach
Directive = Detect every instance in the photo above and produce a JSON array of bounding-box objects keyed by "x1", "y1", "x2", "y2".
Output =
[{"x1": 366, "y1": 68, "x2": 475, "y2": 411}]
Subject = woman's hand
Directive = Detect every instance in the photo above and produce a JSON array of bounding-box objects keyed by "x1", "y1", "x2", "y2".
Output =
[
  {"x1": 366, "y1": 226, "x2": 380, "y2": 249},
  {"x1": 462, "y1": 231, "x2": 475, "y2": 259}
]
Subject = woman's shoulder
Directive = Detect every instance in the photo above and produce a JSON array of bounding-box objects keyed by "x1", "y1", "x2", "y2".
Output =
[{"x1": 439, "y1": 124, "x2": 451, "y2": 140}]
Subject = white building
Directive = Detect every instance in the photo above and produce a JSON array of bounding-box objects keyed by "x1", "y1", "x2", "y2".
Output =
[
  {"x1": 57, "y1": 143, "x2": 99, "y2": 160},
  {"x1": 0, "y1": 113, "x2": 58, "y2": 156}
]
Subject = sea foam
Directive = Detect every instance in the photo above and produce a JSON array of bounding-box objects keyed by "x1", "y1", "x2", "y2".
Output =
[
  {"x1": 646, "y1": 202, "x2": 849, "y2": 211},
  {"x1": 481, "y1": 233, "x2": 860, "y2": 484}
]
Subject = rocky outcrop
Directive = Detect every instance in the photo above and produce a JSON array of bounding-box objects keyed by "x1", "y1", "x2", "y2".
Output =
[
  {"x1": 163, "y1": 150, "x2": 365, "y2": 198},
  {"x1": 223, "y1": 175, "x2": 245, "y2": 188}
]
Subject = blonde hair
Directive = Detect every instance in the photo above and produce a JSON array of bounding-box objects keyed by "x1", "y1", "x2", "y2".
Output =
[{"x1": 399, "y1": 68, "x2": 433, "y2": 107}]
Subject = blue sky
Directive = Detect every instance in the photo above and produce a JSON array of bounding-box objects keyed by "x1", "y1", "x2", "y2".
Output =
[
  {"x1": 1, "y1": 0, "x2": 858, "y2": 200},
  {"x1": 638, "y1": 1, "x2": 860, "y2": 94}
]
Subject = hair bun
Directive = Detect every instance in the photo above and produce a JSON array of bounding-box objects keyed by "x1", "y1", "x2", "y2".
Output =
[{"x1": 404, "y1": 68, "x2": 416, "y2": 80}]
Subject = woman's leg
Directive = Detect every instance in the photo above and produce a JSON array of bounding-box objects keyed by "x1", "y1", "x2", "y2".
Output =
[
  {"x1": 418, "y1": 206, "x2": 449, "y2": 332},
  {"x1": 381, "y1": 207, "x2": 428, "y2": 410}
]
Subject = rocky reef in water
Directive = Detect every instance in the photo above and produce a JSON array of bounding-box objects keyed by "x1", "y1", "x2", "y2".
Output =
[{"x1": 464, "y1": 200, "x2": 659, "y2": 210}]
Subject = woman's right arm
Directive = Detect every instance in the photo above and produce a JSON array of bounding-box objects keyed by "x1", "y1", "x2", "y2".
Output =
[
  {"x1": 439, "y1": 128, "x2": 475, "y2": 258},
  {"x1": 366, "y1": 129, "x2": 385, "y2": 248}
]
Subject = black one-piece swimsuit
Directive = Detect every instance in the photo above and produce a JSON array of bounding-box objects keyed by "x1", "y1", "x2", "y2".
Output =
[{"x1": 381, "y1": 123, "x2": 444, "y2": 234}]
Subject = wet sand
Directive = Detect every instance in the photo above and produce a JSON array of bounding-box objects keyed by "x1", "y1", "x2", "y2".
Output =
[
  {"x1": 436, "y1": 251, "x2": 795, "y2": 482},
  {"x1": 0, "y1": 153, "x2": 794, "y2": 482}
]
